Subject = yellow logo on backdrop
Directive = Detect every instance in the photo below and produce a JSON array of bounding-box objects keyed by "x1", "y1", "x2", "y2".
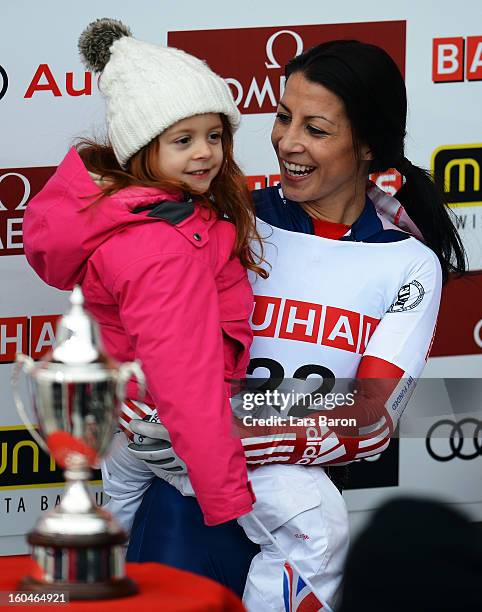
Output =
[
  {"x1": 444, "y1": 158, "x2": 480, "y2": 193},
  {"x1": 432, "y1": 144, "x2": 482, "y2": 207},
  {"x1": 0, "y1": 425, "x2": 101, "y2": 490}
]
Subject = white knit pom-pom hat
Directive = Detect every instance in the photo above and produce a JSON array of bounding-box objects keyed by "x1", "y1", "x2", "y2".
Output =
[{"x1": 78, "y1": 18, "x2": 240, "y2": 167}]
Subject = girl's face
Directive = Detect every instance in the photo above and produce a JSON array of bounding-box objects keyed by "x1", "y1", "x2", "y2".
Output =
[
  {"x1": 271, "y1": 72, "x2": 372, "y2": 210},
  {"x1": 156, "y1": 113, "x2": 224, "y2": 193}
]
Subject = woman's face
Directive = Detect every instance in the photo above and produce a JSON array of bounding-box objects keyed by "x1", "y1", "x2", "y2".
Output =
[{"x1": 271, "y1": 72, "x2": 371, "y2": 209}]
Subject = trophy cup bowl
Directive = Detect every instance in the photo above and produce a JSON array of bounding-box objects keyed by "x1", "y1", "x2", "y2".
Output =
[{"x1": 11, "y1": 287, "x2": 145, "y2": 599}]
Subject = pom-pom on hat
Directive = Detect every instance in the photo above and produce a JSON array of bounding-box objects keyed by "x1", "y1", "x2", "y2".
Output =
[{"x1": 78, "y1": 18, "x2": 240, "y2": 168}]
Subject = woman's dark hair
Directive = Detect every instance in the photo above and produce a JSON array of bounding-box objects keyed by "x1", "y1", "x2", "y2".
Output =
[{"x1": 285, "y1": 40, "x2": 466, "y2": 280}]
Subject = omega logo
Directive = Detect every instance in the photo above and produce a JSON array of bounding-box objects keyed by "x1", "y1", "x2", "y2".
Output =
[
  {"x1": 264, "y1": 30, "x2": 304, "y2": 69},
  {"x1": 0, "y1": 172, "x2": 30, "y2": 211},
  {"x1": 473, "y1": 319, "x2": 482, "y2": 348}
]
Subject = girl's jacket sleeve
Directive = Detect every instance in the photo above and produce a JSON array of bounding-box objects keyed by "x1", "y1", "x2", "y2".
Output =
[{"x1": 102, "y1": 250, "x2": 254, "y2": 526}]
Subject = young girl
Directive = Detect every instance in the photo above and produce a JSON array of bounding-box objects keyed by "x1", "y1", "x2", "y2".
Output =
[{"x1": 23, "y1": 18, "x2": 262, "y2": 529}]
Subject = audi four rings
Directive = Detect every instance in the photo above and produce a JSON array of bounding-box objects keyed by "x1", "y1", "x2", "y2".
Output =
[
  {"x1": 0, "y1": 65, "x2": 8, "y2": 100},
  {"x1": 425, "y1": 418, "x2": 482, "y2": 461}
]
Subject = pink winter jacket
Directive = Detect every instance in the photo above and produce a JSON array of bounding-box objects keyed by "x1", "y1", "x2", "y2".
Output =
[{"x1": 23, "y1": 148, "x2": 255, "y2": 526}]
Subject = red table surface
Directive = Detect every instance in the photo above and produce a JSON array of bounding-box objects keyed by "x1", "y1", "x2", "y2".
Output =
[{"x1": 0, "y1": 556, "x2": 245, "y2": 611}]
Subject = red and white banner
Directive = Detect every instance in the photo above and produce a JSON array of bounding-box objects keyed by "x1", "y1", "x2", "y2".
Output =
[{"x1": 168, "y1": 21, "x2": 405, "y2": 114}]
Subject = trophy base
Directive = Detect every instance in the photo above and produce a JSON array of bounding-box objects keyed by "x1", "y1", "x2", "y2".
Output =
[
  {"x1": 22, "y1": 530, "x2": 138, "y2": 600},
  {"x1": 19, "y1": 575, "x2": 138, "y2": 600}
]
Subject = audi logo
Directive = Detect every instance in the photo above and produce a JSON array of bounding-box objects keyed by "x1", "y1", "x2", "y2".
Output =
[
  {"x1": 0, "y1": 65, "x2": 8, "y2": 101},
  {"x1": 425, "y1": 418, "x2": 482, "y2": 461}
]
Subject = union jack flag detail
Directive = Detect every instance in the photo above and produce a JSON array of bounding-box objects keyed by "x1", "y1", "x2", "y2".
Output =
[{"x1": 283, "y1": 562, "x2": 323, "y2": 612}]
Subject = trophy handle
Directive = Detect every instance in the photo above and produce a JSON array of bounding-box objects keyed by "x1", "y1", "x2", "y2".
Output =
[
  {"x1": 117, "y1": 360, "x2": 146, "y2": 404},
  {"x1": 11, "y1": 354, "x2": 50, "y2": 454}
]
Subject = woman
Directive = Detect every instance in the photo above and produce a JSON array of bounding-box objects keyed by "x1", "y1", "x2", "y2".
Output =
[{"x1": 123, "y1": 40, "x2": 465, "y2": 610}]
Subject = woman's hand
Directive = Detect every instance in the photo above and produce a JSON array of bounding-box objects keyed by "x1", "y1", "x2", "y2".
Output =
[{"x1": 127, "y1": 415, "x2": 188, "y2": 475}]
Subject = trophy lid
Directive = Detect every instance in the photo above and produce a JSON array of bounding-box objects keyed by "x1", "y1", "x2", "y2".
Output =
[{"x1": 53, "y1": 286, "x2": 103, "y2": 365}]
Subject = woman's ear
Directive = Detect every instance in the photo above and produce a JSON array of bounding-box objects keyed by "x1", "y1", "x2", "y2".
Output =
[{"x1": 361, "y1": 146, "x2": 374, "y2": 161}]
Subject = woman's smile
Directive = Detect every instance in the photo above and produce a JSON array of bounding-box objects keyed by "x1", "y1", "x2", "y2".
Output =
[{"x1": 281, "y1": 159, "x2": 316, "y2": 179}]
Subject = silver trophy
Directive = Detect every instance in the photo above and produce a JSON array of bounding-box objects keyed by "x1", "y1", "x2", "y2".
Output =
[{"x1": 11, "y1": 287, "x2": 145, "y2": 599}]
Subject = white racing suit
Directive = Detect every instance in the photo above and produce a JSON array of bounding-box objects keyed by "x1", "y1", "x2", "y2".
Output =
[
  {"x1": 103, "y1": 188, "x2": 441, "y2": 611},
  {"x1": 102, "y1": 408, "x2": 348, "y2": 612}
]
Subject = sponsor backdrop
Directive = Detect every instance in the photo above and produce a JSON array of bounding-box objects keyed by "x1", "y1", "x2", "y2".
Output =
[{"x1": 1, "y1": 0, "x2": 481, "y2": 553}]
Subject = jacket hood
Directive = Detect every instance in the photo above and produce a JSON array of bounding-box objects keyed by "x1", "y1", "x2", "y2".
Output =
[{"x1": 23, "y1": 147, "x2": 184, "y2": 290}]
